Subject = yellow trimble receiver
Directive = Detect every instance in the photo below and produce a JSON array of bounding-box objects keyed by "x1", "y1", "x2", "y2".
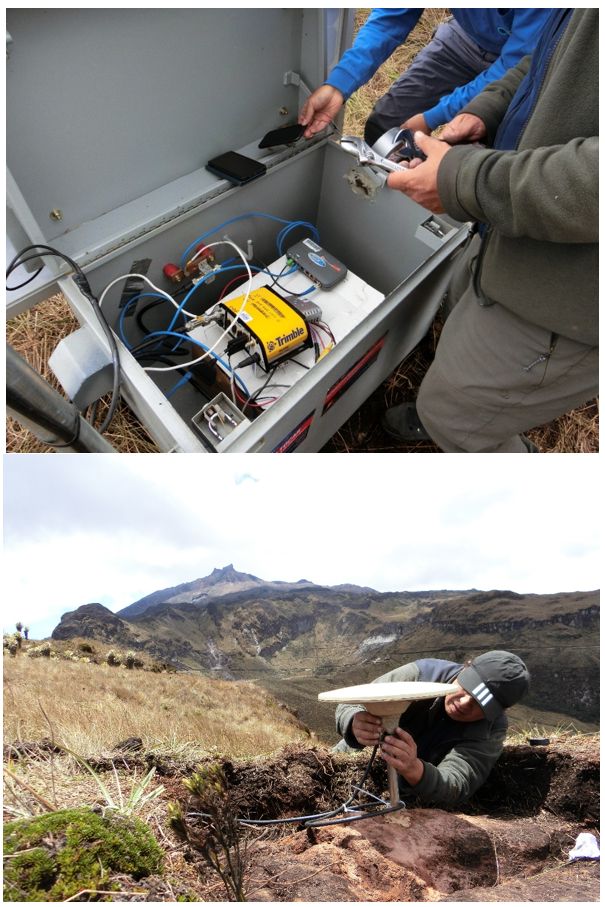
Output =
[{"x1": 221, "y1": 287, "x2": 312, "y2": 370}]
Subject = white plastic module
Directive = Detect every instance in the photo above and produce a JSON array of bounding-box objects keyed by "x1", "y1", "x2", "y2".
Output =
[{"x1": 6, "y1": 9, "x2": 470, "y2": 453}]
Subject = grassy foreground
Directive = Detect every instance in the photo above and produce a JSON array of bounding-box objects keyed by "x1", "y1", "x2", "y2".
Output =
[
  {"x1": 3, "y1": 639, "x2": 599, "y2": 902},
  {"x1": 3, "y1": 643, "x2": 310, "y2": 761}
]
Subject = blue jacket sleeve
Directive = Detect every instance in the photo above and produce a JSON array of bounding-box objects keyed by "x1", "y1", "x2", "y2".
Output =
[
  {"x1": 326, "y1": 9, "x2": 423, "y2": 100},
  {"x1": 424, "y1": 9, "x2": 553, "y2": 129}
]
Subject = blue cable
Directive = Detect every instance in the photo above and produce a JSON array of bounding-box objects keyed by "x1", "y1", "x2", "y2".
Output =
[
  {"x1": 180, "y1": 212, "x2": 320, "y2": 268},
  {"x1": 139, "y1": 330, "x2": 251, "y2": 398},
  {"x1": 165, "y1": 371, "x2": 193, "y2": 399}
]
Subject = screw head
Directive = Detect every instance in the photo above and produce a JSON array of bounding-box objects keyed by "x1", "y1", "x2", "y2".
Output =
[
  {"x1": 279, "y1": 107, "x2": 289, "y2": 116},
  {"x1": 49, "y1": 208, "x2": 63, "y2": 221}
]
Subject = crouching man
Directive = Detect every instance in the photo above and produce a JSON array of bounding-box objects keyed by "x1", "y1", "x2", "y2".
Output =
[{"x1": 335, "y1": 650, "x2": 529, "y2": 806}]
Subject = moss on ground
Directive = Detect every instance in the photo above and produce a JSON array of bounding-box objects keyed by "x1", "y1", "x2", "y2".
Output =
[{"x1": 3, "y1": 807, "x2": 163, "y2": 902}]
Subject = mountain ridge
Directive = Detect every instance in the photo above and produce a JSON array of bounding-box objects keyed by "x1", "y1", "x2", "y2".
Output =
[
  {"x1": 118, "y1": 564, "x2": 335, "y2": 620},
  {"x1": 50, "y1": 567, "x2": 600, "y2": 734}
]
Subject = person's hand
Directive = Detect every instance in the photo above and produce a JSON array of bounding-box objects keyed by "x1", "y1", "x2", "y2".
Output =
[
  {"x1": 380, "y1": 727, "x2": 425, "y2": 785},
  {"x1": 401, "y1": 113, "x2": 430, "y2": 135},
  {"x1": 441, "y1": 113, "x2": 487, "y2": 146},
  {"x1": 299, "y1": 85, "x2": 344, "y2": 138},
  {"x1": 386, "y1": 132, "x2": 451, "y2": 213},
  {"x1": 351, "y1": 711, "x2": 382, "y2": 747}
]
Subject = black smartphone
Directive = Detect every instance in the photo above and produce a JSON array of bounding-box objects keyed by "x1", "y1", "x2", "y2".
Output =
[
  {"x1": 258, "y1": 123, "x2": 305, "y2": 149},
  {"x1": 206, "y1": 151, "x2": 267, "y2": 185}
]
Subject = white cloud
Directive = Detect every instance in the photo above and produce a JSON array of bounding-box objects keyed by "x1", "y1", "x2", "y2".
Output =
[{"x1": 3, "y1": 453, "x2": 601, "y2": 639}]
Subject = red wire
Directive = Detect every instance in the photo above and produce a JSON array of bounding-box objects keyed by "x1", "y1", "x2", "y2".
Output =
[{"x1": 218, "y1": 274, "x2": 248, "y2": 301}]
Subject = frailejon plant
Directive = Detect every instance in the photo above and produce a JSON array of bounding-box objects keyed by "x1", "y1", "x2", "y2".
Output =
[{"x1": 168, "y1": 764, "x2": 248, "y2": 901}]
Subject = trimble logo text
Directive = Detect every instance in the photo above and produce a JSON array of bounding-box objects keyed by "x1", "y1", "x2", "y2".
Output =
[{"x1": 277, "y1": 327, "x2": 305, "y2": 347}]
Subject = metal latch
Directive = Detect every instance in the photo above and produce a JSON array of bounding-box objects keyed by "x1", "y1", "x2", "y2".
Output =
[{"x1": 422, "y1": 217, "x2": 446, "y2": 239}]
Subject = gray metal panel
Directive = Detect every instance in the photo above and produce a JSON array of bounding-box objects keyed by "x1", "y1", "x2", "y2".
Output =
[
  {"x1": 6, "y1": 9, "x2": 317, "y2": 237},
  {"x1": 40, "y1": 139, "x2": 469, "y2": 452},
  {"x1": 61, "y1": 145, "x2": 327, "y2": 314}
]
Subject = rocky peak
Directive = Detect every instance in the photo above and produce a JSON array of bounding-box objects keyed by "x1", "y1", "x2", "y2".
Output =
[
  {"x1": 51, "y1": 602, "x2": 131, "y2": 642},
  {"x1": 206, "y1": 565, "x2": 258, "y2": 586}
]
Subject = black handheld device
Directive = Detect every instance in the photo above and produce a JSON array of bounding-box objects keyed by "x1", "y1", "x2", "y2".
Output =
[
  {"x1": 258, "y1": 123, "x2": 305, "y2": 149},
  {"x1": 206, "y1": 151, "x2": 267, "y2": 185}
]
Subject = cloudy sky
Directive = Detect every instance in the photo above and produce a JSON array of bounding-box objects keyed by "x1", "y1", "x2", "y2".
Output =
[{"x1": 3, "y1": 454, "x2": 601, "y2": 639}]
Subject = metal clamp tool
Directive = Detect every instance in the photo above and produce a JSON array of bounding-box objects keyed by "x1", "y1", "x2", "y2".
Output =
[
  {"x1": 339, "y1": 133, "x2": 414, "y2": 200},
  {"x1": 340, "y1": 135, "x2": 408, "y2": 175},
  {"x1": 339, "y1": 128, "x2": 429, "y2": 199}
]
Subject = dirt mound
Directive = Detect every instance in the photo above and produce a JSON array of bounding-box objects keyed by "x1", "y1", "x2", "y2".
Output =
[
  {"x1": 213, "y1": 812, "x2": 599, "y2": 902},
  {"x1": 465, "y1": 739, "x2": 600, "y2": 821},
  {"x1": 357, "y1": 809, "x2": 498, "y2": 893},
  {"x1": 169, "y1": 738, "x2": 599, "y2": 902},
  {"x1": 440, "y1": 859, "x2": 600, "y2": 902},
  {"x1": 250, "y1": 823, "x2": 430, "y2": 902}
]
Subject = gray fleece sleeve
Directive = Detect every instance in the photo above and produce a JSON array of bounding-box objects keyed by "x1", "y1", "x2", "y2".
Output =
[
  {"x1": 335, "y1": 662, "x2": 420, "y2": 749},
  {"x1": 437, "y1": 49, "x2": 598, "y2": 244},
  {"x1": 408, "y1": 724, "x2": 507, "y2": 807},
  {"x1": 438, "y1": 137, "x2": 598, "y2": 244}
]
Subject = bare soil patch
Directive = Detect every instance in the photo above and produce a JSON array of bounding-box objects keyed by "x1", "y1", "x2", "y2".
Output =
[{"x1": 4, "y1": 738, "x2": 599, "y2": 901}]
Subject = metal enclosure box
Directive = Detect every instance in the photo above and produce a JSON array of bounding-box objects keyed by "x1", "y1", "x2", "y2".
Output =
[{"x1": 6, "y1": 9, "x2": 469, "y2": 452}]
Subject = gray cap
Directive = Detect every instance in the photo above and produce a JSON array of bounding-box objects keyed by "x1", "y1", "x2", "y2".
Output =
[{"x1": 458, "y1": 650, "x2": 530, "y2": 721}]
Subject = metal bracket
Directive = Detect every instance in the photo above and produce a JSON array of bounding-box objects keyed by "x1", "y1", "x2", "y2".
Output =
[
  {"x1": 192, "y1": 392, "x2": 251, "y2": 449},
  {"x1": 304, "y1": 787, "x2": 406, "y2": 828}
]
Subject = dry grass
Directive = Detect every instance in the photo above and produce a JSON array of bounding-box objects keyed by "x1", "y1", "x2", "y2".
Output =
[
  {"x1": 6, "y1": 9, "x2": 597, "y2": 454},
  {"x1": 3, "y1": 752, "x2": 166, "y2": 823},
  {"x1": 3, "y1": 654, "x2": 309, "y2": 760},
  {"x1": 6, "y1": 294, "x2": 159, "y2": 454}
]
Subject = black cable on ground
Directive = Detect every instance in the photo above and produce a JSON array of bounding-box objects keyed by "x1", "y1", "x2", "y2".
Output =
[{"x1": 187, "y1": 744, "x2": 405, "y2": 830}]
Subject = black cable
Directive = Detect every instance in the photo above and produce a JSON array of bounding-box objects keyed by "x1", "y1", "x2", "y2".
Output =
[
  {"x1": 222, "y1": 259, "x2": 314, "y2": 301},
  {"x1": 135, "y1": 353, "x2": 188, "y2": 367},
  {"x1": 135, "y1": 283, "x2": 193, "y2": 336},
  {"x1": 186, "y1": 743, "x2": 399, "y2": 831},
  {"x1": 259, "y1": 258, "x2": 314, "y2": 299},
  {"x1": 5, "y1": 262, "x2": 44, "y2": 292},
  {"x1": 241, "y1": 369, "x2": 278, "y2": 415},
  {"x1": 135, "y1": 299, "x2": 166, "y2": 335},
  {"x1": 289, "y1": 358, "x2": 310, "y2": 370},
  {"x1": 6, "y1": 244, "x2": 121, "y2": 434},
  {"x1": 130, "y1": 334, "x2": 192, "y2": 359}
]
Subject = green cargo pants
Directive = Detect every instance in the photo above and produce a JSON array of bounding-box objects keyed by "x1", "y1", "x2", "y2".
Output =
[{"x1": 416, "y1": 236, "x2": 598, "y2": 453}]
